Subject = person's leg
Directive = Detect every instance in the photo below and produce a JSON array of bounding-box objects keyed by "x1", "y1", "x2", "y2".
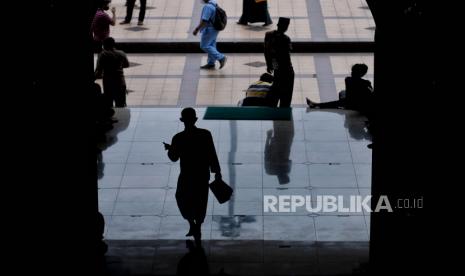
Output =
[
  {"x1": 200, "y1": 31, "x2": 215, "y2": 66},
  {"x1": 200, "y1": 30, "x2": 225, "y2": 65},
  {"x1": 207, "y1": 31, "x2": 225, "y2": 63},
  {"x1": 212, "y1": 39, "x2": 219, "y2": 63},
  {"x1": 306, "y1": 98, "x2": 342, "y2": 109},
  {"x1": 124, "y1": 0, "x2": 136, "y2": 22},
  {"x1": 264, "y1": 2, "x2": 273, "y2": 25},
  {"x1": 238, "y1": 0, "x2": 248, "y2": 24},
  {"x1": 193, "y1": 220, "x2": 202, "y2": 245},
  {"x1": 192, "y1": 218, "x2": 204, "y2": 245},
  {"x1": 186, "y1": 219, "x2": 195, "y2": 236},
  {"x1": 102, "y1": 79, "x2": 114, "y2": 108},
  {"x1": 318, "y1": 101, "x2": 343, "y2": 108},
  {"x1": 278, "y1": 69, "x2": 295, "y2": 108},
  {"x1": 138, "y1": 0, "x2": 147, "y2": 23},
  {"x1": 212, "y1": 39, "x2": 227, "y2": 68},
  {"x1": 114, "y1": 85, "x2": 127, "y2": 108},
  {"x1": 193, "y1": 185, "x2": 209, "y2": 243},
  {"x1": 268, "y1": 77, "x2": 281, "y2": 107}
]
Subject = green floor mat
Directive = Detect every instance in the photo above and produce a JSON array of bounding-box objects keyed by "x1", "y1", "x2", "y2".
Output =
[{"x1": 203, "y1": 106, "x2": 293, "y2": 120}]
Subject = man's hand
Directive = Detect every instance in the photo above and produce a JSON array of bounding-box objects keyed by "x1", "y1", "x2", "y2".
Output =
[
  {"x1": 215, "y1": 172, "x2": 222, "y2": 180},
  {"x1": 163, "y1": 142, "x2": 171, "y2": 150},
  {"x1": 111, "y1": 7, "x2": 116, "y2": 14},
  {"x1": 193, "y1": 27, "x2": 199, "y2": 36},
  {"x1": 266, "y1": 68, "x2": 273, "y2": 74}
]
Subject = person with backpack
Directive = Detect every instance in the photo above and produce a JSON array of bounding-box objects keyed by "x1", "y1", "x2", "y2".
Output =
[{"x1": 193, "y1": 0, "x2": 228, "y2": 70}]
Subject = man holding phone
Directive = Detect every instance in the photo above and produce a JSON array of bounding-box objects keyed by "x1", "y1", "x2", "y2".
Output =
[{"x1": 163, "y1": 108, "x2": 221, "y2": 244}]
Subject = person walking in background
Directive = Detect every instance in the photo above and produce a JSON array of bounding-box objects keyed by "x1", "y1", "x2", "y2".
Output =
[
  {"x1": 164, "y1": 108, "x2": 222, "y2": 245},
  {"x1": 91, "y1": 0, "x2": 116, "y2": 51},
  {"x1": 95, "y1": 37, "x2": 129, "y2": 108},
  {"x1": 238, "y1": 0, "x2": 273, "y2": 27},
  {"x1": 193, "y1": 0, "x2": 227, "y2": 70},
  {"x1": 265, "y1": 17, "x2": 295, "y2": 107},
  {"x1": 120, "y1": 0, "x2": 147, "y2": 26}
]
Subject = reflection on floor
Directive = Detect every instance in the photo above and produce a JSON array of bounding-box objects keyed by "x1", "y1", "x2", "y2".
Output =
[
  {"x1": 99, "y1": 107, "x2": 372, "y2": 275},
  {"x1": 105, "y1": 240, "x2": 368, "y2": 275}
]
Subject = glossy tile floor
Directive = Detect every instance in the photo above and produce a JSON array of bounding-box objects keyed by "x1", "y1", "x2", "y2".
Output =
[
  {"x1": 95, "y1": 53, "x2": 373, "y2": 107},
  {"x1": 99, "y1": 107, "x2": 372, "y2": 275},
  {"x1": 104, "y1": 0, "x2": 374, "y2": 42}
]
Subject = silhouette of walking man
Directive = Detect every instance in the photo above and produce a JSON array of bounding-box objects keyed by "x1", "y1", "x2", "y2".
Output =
[{"x1": 164, "y1": 108, "x2": 222, "y2": 244}]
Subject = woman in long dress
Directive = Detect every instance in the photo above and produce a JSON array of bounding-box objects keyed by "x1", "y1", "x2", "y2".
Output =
[{"x1": 237, "y1": 0, "x2": 273, "y2": 26}]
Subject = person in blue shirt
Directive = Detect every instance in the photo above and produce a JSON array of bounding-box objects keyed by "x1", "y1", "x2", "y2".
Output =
[{"x1": 193, "y1": 0, "x2": 228, "y2": 70}]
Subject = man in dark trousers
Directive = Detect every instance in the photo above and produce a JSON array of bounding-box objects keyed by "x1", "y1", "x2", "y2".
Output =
[
  {"x1": 95, "y1": 37, "x2": 129, "y2": 108},
  {"x1": 164, "y1": 108, "x2": 222, "y2": 244},
  {"x1": 120, "y1": 0, "x2": 147, "y2": 26},
  {"x1": 264, "y1": 17, "x2": 295, "y2": 108}
]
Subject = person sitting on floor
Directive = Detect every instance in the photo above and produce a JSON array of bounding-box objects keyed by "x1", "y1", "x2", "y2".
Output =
[
  {"x1": 306, "y1": 63, "x2": 373, "y2": 119},
  {"x1": 239, "y1": 73, "x2": 274, "y2": 106}
]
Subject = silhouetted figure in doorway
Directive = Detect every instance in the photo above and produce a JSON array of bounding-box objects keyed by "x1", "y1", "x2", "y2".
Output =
[
  {"x1": 95, "y1": 37, "x2": 129, "y2": 108},
  {"x1": 238, "y1": 0, "x2": 273, "y2": 26},
  {"x1": 164, "y1": 108, "x2": 222, "y2": 244},
  {"x1": 265, "y1": 17, "x2": 295, "y2": 107},
  {"x1": 265, "y1": 120, "x2": 294, "y2": 184},
  {"x1": 306, "y1": 63, "x2": 374, "y2": 120}
]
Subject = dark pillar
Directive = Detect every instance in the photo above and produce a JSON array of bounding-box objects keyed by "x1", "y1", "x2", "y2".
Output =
[
  {"x1": 368, "y1": 1, "x2": 449, "y2": 274},
  {"x1": 12, "y1": 0, "x2": 103, "y2": 273}
]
